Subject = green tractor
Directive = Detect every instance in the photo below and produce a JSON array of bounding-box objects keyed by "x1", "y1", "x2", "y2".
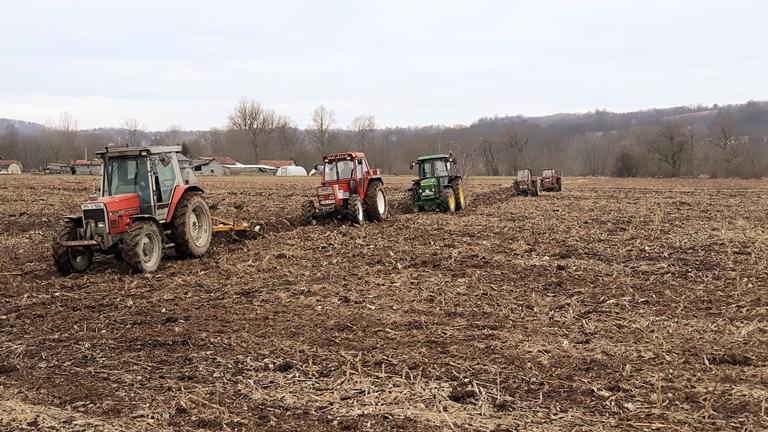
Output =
[{"x1": 406, "y1": 153, "x2": 466, "y2": 213}]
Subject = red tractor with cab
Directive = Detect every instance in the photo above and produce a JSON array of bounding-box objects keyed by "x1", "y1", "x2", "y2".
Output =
[
  {"x1": 301, "y1": 152, "x2": 388, "y2": 224},
  {"x1": 52, "y1": 146, "x2": 253, "y2": 275},
  {"x1": 539, "y1": 169, "x2": 562, "y2": 192}
]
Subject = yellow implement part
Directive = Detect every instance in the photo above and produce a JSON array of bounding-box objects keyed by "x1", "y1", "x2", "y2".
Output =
[{"x1": 212, "y1": 216, "x2": 255, "y2": 233}]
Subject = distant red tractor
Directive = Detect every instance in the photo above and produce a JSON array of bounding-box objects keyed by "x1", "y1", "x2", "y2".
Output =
[
  {"x1": 301, "y1": 152, "x2": 388, "y2": 224},
  {"x1": 539, "y1": 169, "x2": 562, "y2": 192},
  {"x1": 52, "y1": 146, "x2": 253, "y2": 275}
]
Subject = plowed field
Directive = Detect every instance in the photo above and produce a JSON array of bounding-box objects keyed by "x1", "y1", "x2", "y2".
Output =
[{"x1": 1, "y1": 175, "x2": 766, "y2": 431}]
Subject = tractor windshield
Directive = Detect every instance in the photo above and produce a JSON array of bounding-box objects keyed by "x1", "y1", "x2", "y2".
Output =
[
  {"x1": 517, "y1": 170, "x2": 529, "y2": 181},
  {"x1": 419, "y1": 159, "x2": 449, "y2": 178},
  {"x1": 543, "y1": 169, "x2": 555, "y2": 177},
  {"x1": 106, "y1": 157, "x2": 152, "y2": 213},
  {"x1": 324, "y1": 160, "x2": 355, "y2": 181}
]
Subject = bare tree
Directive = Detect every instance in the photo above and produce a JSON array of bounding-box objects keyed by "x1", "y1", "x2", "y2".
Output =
[
  {"x1": 309, "y1": 105, "x2": 335, "y2": 153},
  {"x1": 350, "y1": 115, "x2": 377, "y2": 152},
  {"x1": 227, "y1": 98, "x2": 278, "y2": 162},
  {"x1": 505, "y1": 126, "x2": 530, "y2": 174},
  {"x1": 646, "y1": 122, "x2": 690, "y2": 177},
  {"x1": 480, "y1": 138, "x2": 500, "y2": 176},
  {"x1": 709, "y1": 111, "x2": 744, "y2": 175},
  {"x1": 123, "y1": 118, "x2": 142, "y2": 147},
  {"x1": 165, "y1": 124, "x2": 184, "y2": 146},
  {"x1": 274, "y1": 115, "x2": 299, "y2": 158},
  {"x1": 58, "y1": 113, "x2": 80, "y2": 159}
]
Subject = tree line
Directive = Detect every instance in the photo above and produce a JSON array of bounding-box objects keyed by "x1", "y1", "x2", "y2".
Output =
[{"x1": 1, "y1": 100, "x2": 767, "y2": 178}]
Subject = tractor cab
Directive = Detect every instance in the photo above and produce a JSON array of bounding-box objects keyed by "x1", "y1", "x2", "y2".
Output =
[
  {"x1": 301, "y1": 151, "x2": 388, "y2": 224},
  {"x1": 539, "y1": 169, "x2": 562, "y2": 192},
  {"x1": 98, "y1": 146, "x2": 192, "y2": 221},
  {"x1": 513, "y1": 168, "x2": 539, "y2": 197},
  {"x1": 317, "y1": 152, "x2": 379, "y2": 208},
  {"x1": 407, "y1": 153, "x2": 466, "y2": 213}
]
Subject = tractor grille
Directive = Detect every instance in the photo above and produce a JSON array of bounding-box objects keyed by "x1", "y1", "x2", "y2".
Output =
[{"x1": 83, "y1": 208, "x2": 107, "y2": 225}]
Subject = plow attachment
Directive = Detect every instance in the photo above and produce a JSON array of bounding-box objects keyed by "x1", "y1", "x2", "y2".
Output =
[{"x1": 212, "y1": 216, "x2": 263, "y2": 239}]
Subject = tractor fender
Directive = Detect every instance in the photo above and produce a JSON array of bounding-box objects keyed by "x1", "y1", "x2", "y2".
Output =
[
  {"x1": 166, "y1": 185, "x2": 204, "y2": 221},
  {"x1": 128, "y1": 215, "x2": 165, "y2": 238}
]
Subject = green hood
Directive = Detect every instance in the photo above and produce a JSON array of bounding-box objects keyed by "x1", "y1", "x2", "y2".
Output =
[{"x1": 418, "y1": 177, "x2": 439, "y2": 200}]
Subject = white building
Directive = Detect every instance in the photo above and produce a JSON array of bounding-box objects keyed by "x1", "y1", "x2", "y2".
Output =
[{"x1": 0, "y1": 160, "x2": 23, "y2": 174}]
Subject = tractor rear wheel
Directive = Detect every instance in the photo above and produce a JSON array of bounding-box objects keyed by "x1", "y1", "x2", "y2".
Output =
[
  {"x1": 171, "y1": 192, "x2": 212, "y2": 258},
  {"x1": 532, "y1": 182, "x2": 539, "y2": 197},
  {"x1": 123, "y1": 220, "x2": 163, "y2": 273},
  {"x1": 346, "y1": 194, "x2": 364, "y2": 225},
  {"x1": 556, "y1": 179, "x2": 562, "y2": 192},
  {"x1": 440, "y1": 187, "x2": 456, "y2": 213},
  {"x1": 451, "y1": 179, "x2": 466, "y2": 211},
  {"x1": 363, "y1": 182, "x2": 388, "y2": 222},
  {"x1": 301, "y1": 199, "x2": 316, "y2": 225},
  {"x1": 52, "y1": 222, "x2": 93, "y2": 276}
]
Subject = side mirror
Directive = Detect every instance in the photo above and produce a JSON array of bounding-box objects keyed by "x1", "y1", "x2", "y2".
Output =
[{"x1": 159, "y1": 153, "x2": 171, "y2": 167}]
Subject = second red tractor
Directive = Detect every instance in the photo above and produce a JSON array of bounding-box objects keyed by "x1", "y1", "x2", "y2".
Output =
[{"x1": 301, "y1": 152, "x2": 388, "y2": 224}]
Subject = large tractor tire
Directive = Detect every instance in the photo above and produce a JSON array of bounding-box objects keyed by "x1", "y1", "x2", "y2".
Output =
[
  {"x1": 171, "y1": 192, "x2": 212, "y2": 258},
  {"x1": 123, "y1": 220, "x2": 163, "y2": 273},
  {"x1": 451, "y1": 179, "x2": 466, "y2": 211},
  {"x1": 556, "y1": 179, "x2": 562, "y2": 192},
  {"x1": 407, "y1": 189, "x2": 421, "y2": 213},
  {"x1": 300, "y1": 199, "x2": 317, "y2": 225},
  {"x1": 52, "y1": 222, "x2": 93, "y2": 276},
  {"x1": 531, "y1": 182, "x2": 539, "y2": 197},
  {"x1": 346, "y1": 194, "x2": 365, "y2": 225},
  {"x1": 363, "y1": 182, "x2": 388, "y2": 222},
  {"x1": 440, "y1": 187, "x2": 456, "y2": 213}
]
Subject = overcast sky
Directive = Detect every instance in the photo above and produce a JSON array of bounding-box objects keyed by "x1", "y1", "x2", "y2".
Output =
[{"x1": 1, "y1": 0, "x2": 766, "y2": 130}]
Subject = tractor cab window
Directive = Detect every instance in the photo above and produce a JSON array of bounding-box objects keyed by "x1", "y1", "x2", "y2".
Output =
[
  {"x1": 419, "y1": 161, "x2": 434, "y2": 178},
  {"x1": 106, "y1": 157, "x2": 152, "y2": 213},
  {"x1": 355, "y1": 158, "x2": 364, "y2": 178},
  {"x1": 434, "y1": 160, "x2": 449, "y2": 177},
  {"x1": 324, "y1": 160, "x2": 355, "y2": 181},
  {"x1": 543, "y1": 169, "x2": 555, "y2": 177},
  {"x1": 517, "y1": 170, "x2": 529, "y2": 181},
  {"x1": 153, "y1": 155, "x2": 176, "y2": 202}
]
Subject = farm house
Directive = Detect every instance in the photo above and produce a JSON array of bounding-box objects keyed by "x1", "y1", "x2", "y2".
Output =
[
  {"x1": 72, "y1": 160, "x2": 102, "y2": 175},
  {"x1": 0, "y1": 159, "x2": 23, "y2": 174},
  {"x1": 192, "y1": 156, "x2": 238, "y2": 176}
]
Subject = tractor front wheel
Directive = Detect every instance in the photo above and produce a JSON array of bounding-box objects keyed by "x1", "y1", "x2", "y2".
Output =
[
  {"x1": 364, "y1": 182, "x2": 388, "y2": 222},
  {"x1": 346, "y1": 194, "x2": 365, "y2": 225},
  {"x1": 407, "y1": 189, "x2": 421, "y2": 213},
  {"x1": 123, "y1": 220, "x2": 163, "y2": 273},
  {"x1": 171, "y1": 193, "x2": 212, "y2": 258},
  {"x1": 52, "y1": 222, "x2": 93, "y2": 276},
  {"x1": 440, "y1": 187, "x2": 456, "y2": 213}
]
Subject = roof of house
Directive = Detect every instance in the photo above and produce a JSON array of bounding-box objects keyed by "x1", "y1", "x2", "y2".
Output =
[
  {"x1": 257, "y1": 159, "x2": 295, "y2": 168},
  {"x1": 200, "y1": 156, "x2": 238, "y2": 165},
  {"x1": 0, "y1": 159, "x2": 20, "y2": 167}
]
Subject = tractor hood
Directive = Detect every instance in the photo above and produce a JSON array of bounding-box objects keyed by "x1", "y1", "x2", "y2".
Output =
[
  {"x1": 95, "y1": 193, "x2": 141, "y2": 209},
  {"x1": 418, "y1": 178, "x2": 439, "y2": 198}
]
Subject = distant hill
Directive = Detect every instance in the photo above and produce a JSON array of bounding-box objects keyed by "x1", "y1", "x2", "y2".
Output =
[{"x1": 0, "y1": 118, "x2": 45, "y2": 135}]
